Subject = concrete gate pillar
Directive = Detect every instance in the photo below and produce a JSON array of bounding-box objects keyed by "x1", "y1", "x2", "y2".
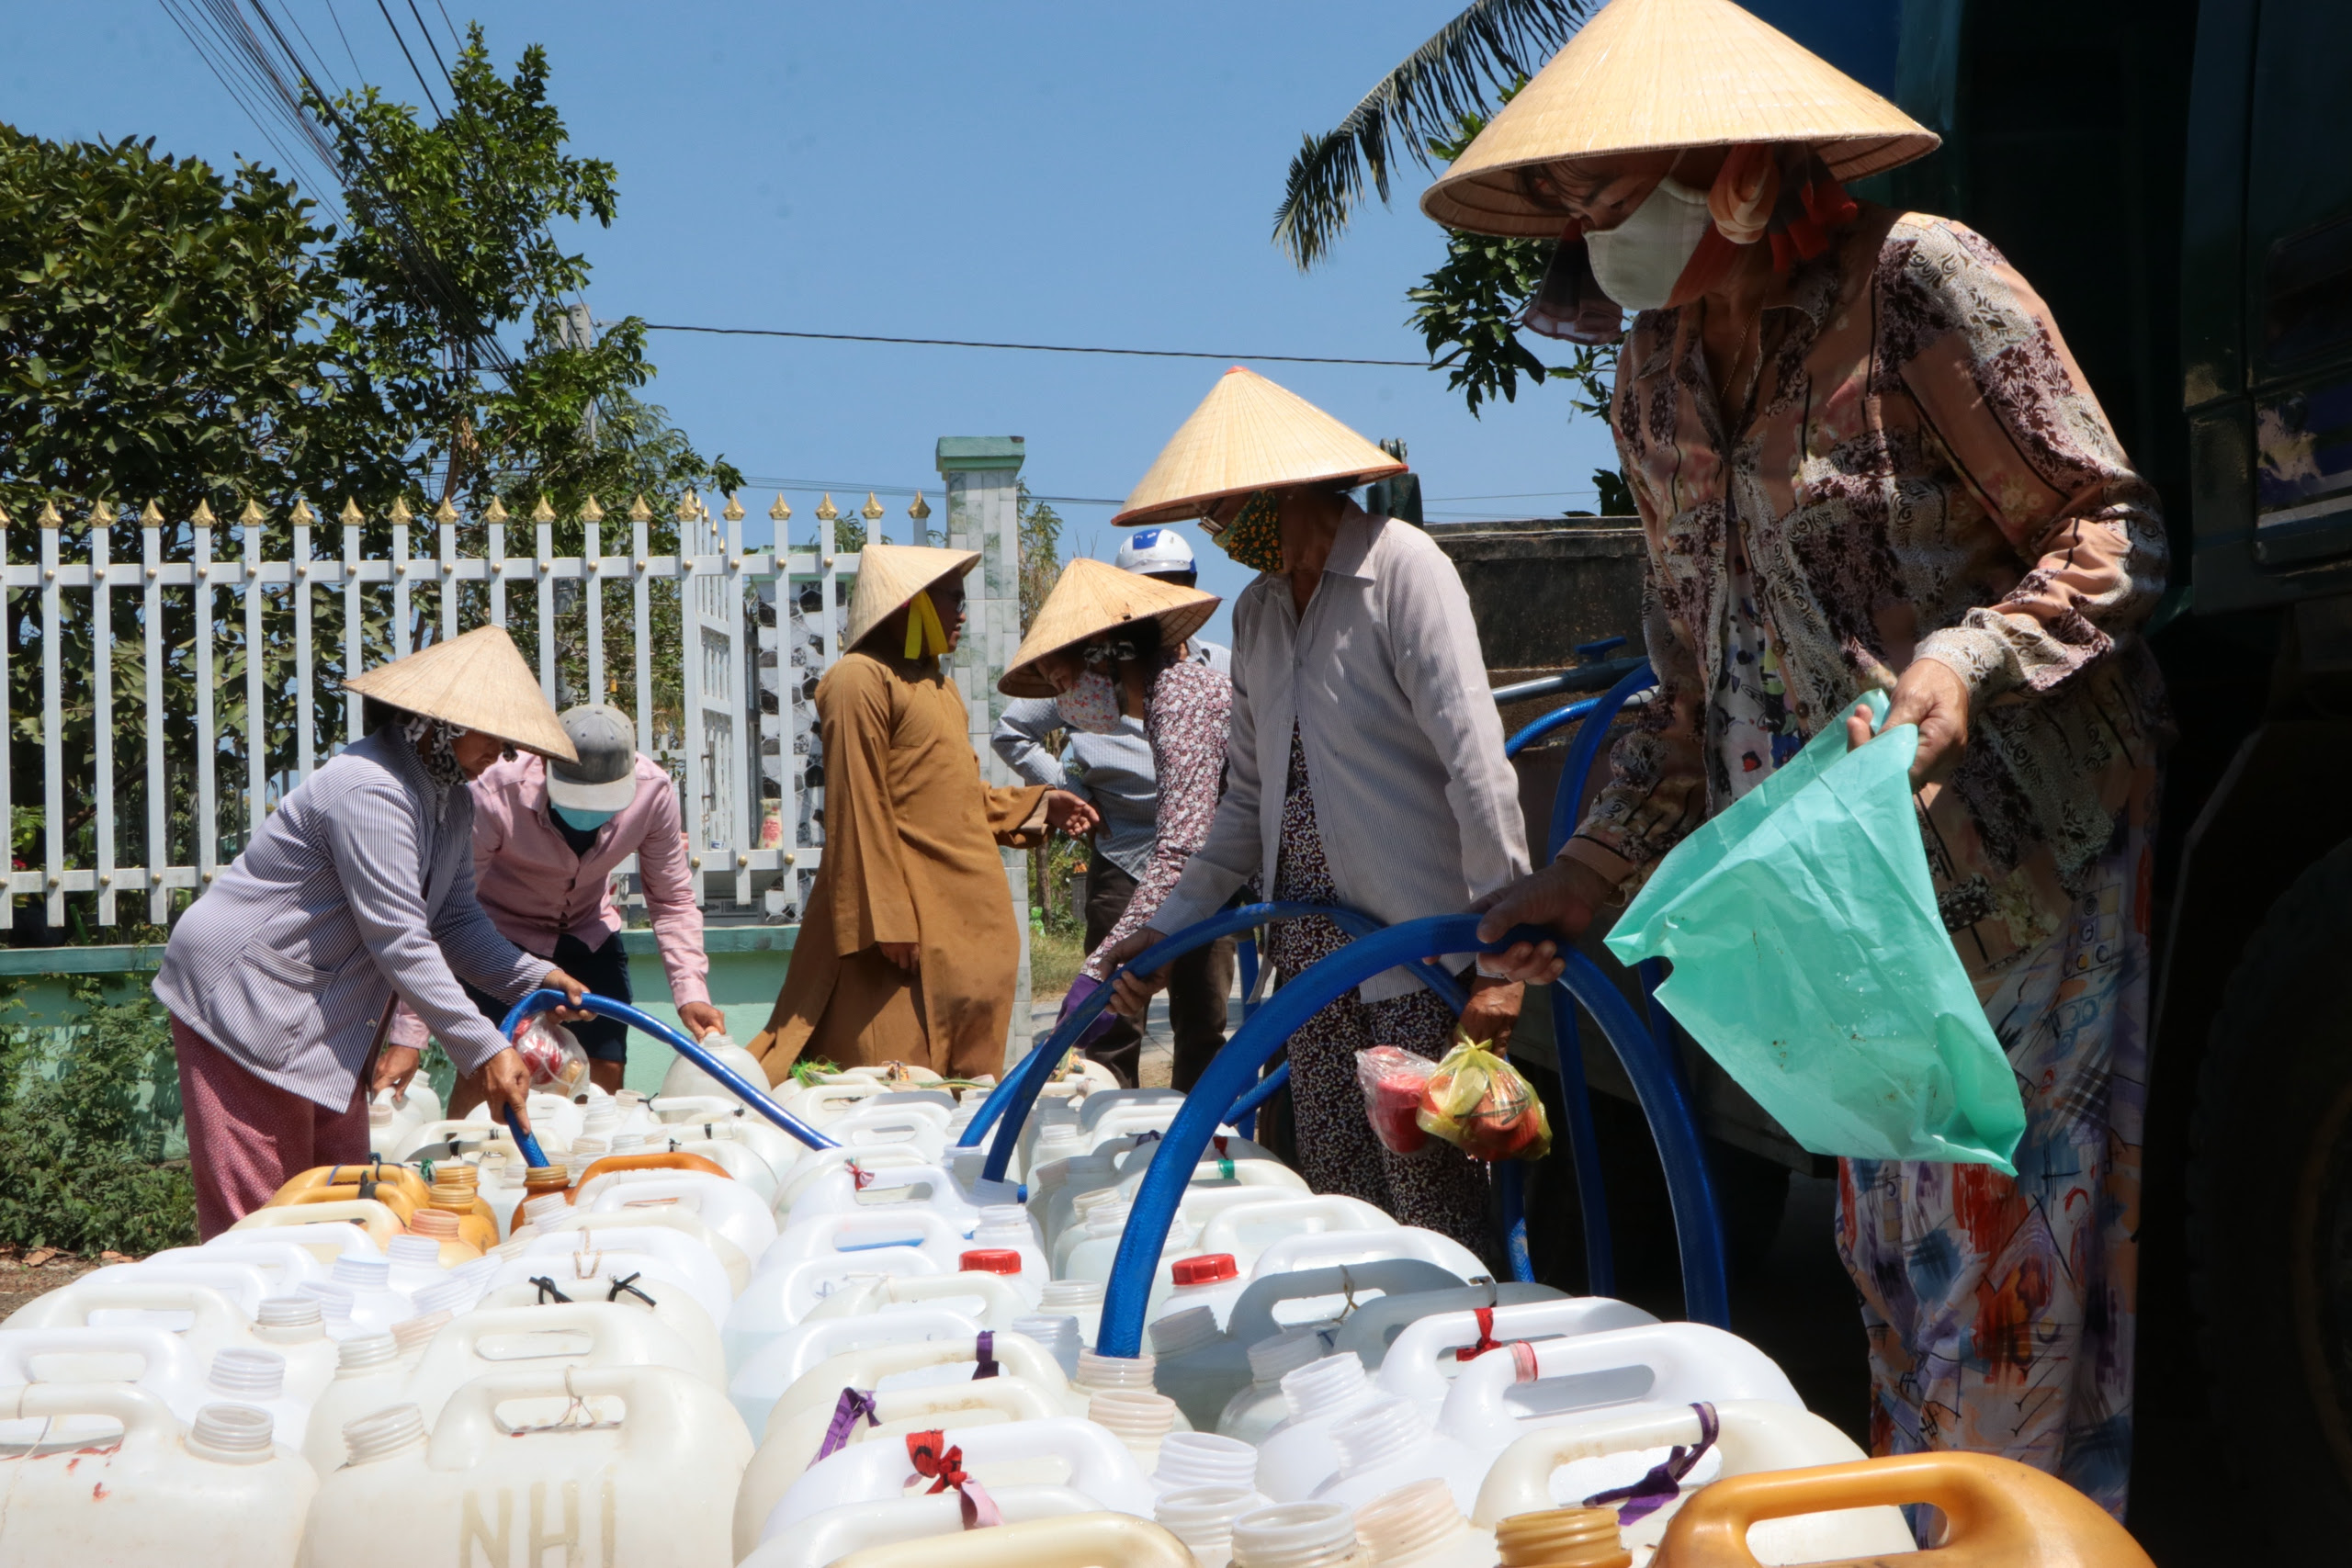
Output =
[{"x1": 935, "y1": 436, "x2": 1033, "y2": 1068}]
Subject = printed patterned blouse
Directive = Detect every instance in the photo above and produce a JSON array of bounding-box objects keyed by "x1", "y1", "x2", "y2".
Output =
[
  {"x1": 1566, "y1": 205, "x2": 2171, "y2": 976},
  {"x1": 1081, "y1": 657, "x2": 1233, "y2": 979}
]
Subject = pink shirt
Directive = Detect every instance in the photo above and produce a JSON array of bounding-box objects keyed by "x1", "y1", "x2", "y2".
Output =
[{"x1": 387, "y1": 751, "x2": 707, "y2": 1049}]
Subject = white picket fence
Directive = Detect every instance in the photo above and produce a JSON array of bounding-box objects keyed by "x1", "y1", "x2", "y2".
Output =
[{"x1": 1, "y1": 487, "x2": 936, "y2": 930}]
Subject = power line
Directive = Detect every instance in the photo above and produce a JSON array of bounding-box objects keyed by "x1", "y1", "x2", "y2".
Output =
[
  {"x1": 370, "y1": 0, "x2": 442, "y2": 117},
  {"x1": 733, "y1": 475, "x2": 1124, "y2": 507},
  {"x1": 631, "y1": 321, "x2": 1430, "y2": 369}
]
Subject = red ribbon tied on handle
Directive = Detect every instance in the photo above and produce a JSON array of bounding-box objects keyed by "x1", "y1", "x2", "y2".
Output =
[
  {"x1": 905, "y1": 1430, "x2": 1004, "y2": 1529},
  {"x1": 1452, "y1": 1305, "x2": 1507, "y2": 1362}
]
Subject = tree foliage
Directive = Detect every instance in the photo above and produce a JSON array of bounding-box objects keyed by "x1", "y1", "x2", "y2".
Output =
[
  {"x1": 1272, "y1": 0, "x2": 1593, "y2": 268},
  {"x1": 316, "y1": 27, "x2": 735, "y2": 513},
  {"x1": 0, "y1": 128, "x2": 388, "y2": 521},
  {"x1": 0, "y1": 30, "x2": 737, "y2": 936},
  {"x1": 1404, "y1": 111, "x2": 1617, "y2": 421},
  {"x1": 1017, "y1": 480, "x2": 1066, "y2": 633}
]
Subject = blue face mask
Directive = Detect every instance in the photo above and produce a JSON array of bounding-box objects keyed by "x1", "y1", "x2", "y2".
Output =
[{"x1": 552, "y1": 803, "x2": 616, "y2": 832}]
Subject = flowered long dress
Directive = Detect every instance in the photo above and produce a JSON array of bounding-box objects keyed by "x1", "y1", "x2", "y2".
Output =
[
  {"x1": 1564, "y1": 204, "x2": 2169, "y2": 1522},
  {"x1": 1261, "y1": 728, "x2": 1493, "y2": 1264}
]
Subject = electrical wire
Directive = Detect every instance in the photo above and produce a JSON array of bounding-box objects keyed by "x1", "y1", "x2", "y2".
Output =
[
  {"x1": 732, "y1": 475, "x2": 1124, "y2": 507},
  {"x1": 633, "y1": 321, "x2": 1429, "y2": 368},
  {"x1": 370, "y1": 0, "x2": 443, "y2": 117}
]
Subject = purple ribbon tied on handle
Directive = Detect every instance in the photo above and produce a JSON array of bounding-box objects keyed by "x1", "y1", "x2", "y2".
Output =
[
  {"x1": 972, "y1": 1330, "x2": 1000, "y2": 1380},
  {"x1": 810, "y1": 1386, "x2": 880, "y2": 1467},
  {"x1": 1055, "y1": 974, "x2": 1126, "y2": 1055},
  {"x1": 1582, "y1": 1402, "x2": 1721, "y2": 1525}
]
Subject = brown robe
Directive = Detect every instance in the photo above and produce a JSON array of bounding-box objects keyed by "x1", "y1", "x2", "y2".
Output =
[{"x1": 749, "y1": 650, "x2": 1046, "y2": 1081}]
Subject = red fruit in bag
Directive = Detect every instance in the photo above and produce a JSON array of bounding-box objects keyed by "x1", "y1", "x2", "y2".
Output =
[
  {"x1": 1416, "y1": 1035, "x2": 1552, "y2": 1162},
  {"x1": 1355, "y1": 1046, "x2": 1437, "y2": 1154}
]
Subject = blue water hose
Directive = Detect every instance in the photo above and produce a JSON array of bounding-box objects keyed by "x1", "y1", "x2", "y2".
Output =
[
  {"x1": 1487, "y1": 659, "x2": 1663, "y2": 1298},
  {"x1": 959, "y1": 902, "x2": 1391, "y2": 1182},
  {"x1": 1551, "y1": 660, "x2": 1655, "y2": 861},
  {"x1": 497, "y1": 989, "x2": 837, "y2": 1151},
  {"x1": 1505, "y1": 695, "x2": 1602, "y2": 761},
  {"x1": 1093, "y1": 915, "x2": 1730, "y2": 1357}
]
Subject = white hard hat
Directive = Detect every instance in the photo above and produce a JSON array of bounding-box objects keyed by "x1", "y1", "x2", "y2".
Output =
[{"x1": 1114, "y1": 527, "x2": 1196, "y2": 578}]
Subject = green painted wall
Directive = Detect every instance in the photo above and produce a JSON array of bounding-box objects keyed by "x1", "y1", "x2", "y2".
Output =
[{"x1": 0, "y1": 925, "x2": 800, "y2": 1132}]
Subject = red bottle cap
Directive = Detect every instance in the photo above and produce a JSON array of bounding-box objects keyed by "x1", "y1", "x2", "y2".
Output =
[
  {"x1": 1170, "y1": 1253, "x2": 1238, "y2": 1286},
  {"x1": 960, "y1": 1248, "x2": 1023, "y2": 1275}
]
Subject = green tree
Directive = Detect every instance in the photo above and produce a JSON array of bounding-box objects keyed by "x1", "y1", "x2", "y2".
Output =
[
  {"x1": 0, "y1": 128, "x2": 391, "y2": 521},
  {"x1": 316, "y1": 26, "x2": 734, "y2": 514},
  {"x1": 1275, "y1": 1, "x2": 1625, "y2": 460},
  {"x1": 1017, "y1": 480, "x2": 1066, "y2": 632},
  {"x1": 1404, "y1": 107, "x2": 1615, "y2": 420},
  {"x1": 0, "y1": 29, "x2": 736, "y2": 937},
  {"x1": 1272, "y1": 0, "x2": 1595, "y2": 268}
]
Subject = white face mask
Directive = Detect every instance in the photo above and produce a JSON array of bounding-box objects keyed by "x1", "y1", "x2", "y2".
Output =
[{"x1": 1584, "y1": 177, "x2": 1714, "y2": 311}]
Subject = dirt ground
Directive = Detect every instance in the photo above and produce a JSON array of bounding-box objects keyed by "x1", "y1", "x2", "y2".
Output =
[{"x1": 0, "y1": 1247, "x2": 109, "y2": 1319}]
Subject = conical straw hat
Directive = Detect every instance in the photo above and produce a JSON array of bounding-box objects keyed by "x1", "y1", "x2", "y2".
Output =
[
  {"x1": 342, "y1": 625, "x2": 578, "y2": 761},
  {"x1": 1420, "y1": 0, "x2": 1939, "y2": 237},
  {"x1": 999, "y1": 558, "x2": 1221, "y2": 698},
  {"x1": 842, "y1": 542, "x2": 982, "y2": 652},
  {"x1": 1113, "y1": 367, "x2": 1406, "y2": 528}
]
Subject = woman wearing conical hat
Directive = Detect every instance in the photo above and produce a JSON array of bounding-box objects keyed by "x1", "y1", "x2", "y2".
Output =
[
  {"x1": 1461, "y1": 0, "x2": 2167, "y2": 1517},
  {"x1": 153, "y1": 626, "x2": 593, "y2": 1235},
  {"x1": 748, "y1": 545, "x2": 1100, "y2": 1080},
  {"x1": 999, "y1": 558, "x2": 1227, "y2": 1085},
  {"x1": 1097, "y1": 367, "x2": 1533, "y2": 1260}
]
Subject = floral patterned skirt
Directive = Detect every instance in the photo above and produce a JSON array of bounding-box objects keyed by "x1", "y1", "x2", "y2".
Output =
[
  {"x1": 1262, "y1": 729, "x2": 1491, "y2": 1260},
  {"x1": 1837, "y1": 805, "x2": 2153, "y2": 1528}
]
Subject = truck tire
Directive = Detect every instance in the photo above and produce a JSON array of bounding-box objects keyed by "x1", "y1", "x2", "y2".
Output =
[{"x1": 2188, "y1": 838, "x2": 2352, "y2": 1551}]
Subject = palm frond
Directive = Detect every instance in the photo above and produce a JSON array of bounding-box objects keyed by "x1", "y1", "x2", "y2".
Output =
[{"x1": 1272, "y1": 0, "x2": 1596, "y2": 269}]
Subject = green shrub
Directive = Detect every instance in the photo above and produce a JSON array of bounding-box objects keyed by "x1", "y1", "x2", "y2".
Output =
[{"x1": 0, "y1": 993, "x2": 197, "y2": 1254}]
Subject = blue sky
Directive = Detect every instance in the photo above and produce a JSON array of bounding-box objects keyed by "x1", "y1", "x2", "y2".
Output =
[{"x1": 2, "y1": 2, "x2": 1888, "y2": 644}]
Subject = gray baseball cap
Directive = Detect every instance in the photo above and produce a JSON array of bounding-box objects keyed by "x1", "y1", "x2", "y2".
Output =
[{"x1": 545, "y1": 705, "x2": 640, "y2": 812}]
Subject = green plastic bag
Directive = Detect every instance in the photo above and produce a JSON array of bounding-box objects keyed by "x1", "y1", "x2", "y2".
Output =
[{"x1": 1603, "y1": 691, "x2": 2026, "y2": 1173}]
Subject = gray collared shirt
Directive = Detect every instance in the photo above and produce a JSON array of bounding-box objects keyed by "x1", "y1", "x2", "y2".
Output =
[
  {"x1": 1150, "y1": 508, "x2": 1529, "y2": 1000},
  {"x1": 990, "y1": 639, "x2": 1233, "y2": 880}
]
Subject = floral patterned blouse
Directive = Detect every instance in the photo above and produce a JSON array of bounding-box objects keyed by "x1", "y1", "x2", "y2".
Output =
[
  {"x1": 1080, "y1": 657, "x2": 1233, "y2": 980},
  {"x1": 1565, "y1": 205, "x2": 2172, "y2": 976}
]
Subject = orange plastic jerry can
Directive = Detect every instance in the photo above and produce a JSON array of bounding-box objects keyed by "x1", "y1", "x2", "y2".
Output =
[
  {"x1": 268, "y1": 1162, "x2": 432, "y2": 1209},
  {"x1": 1651, "y1": 1451, "x2": 2154, "y2": 1567},
  {"x1": 571, "y1": 1148, "x2": 733, "y2": 1192}
]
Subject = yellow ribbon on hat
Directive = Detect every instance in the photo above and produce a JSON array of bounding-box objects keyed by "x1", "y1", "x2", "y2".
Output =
[{"x1": 903, "y1": 590, "x2": 950, "y2": 660}]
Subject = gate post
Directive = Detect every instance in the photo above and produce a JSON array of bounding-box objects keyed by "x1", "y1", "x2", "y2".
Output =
[{"x1": 936, "y1": 436, "x2": 1033, "y2": 1068}]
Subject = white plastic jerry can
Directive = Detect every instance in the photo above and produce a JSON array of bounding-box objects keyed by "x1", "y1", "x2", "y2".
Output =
[
  {"x1": 761, "y1": 1416, "x2": 1157, "y2": 1544},
  {"x1": 826, "y1": 1512, "x2": 1197, "y2": 1568},
  {"x1": 734, "y1": 1376, "x2": 1074, "y2": 1560},
  {"x1": 739, "y1": 1486, "x2": 1106, "y2": 1568},
  {"x1": 401, "y1": 1302, "x2": 721, "y2": 1426},
  {"x1": 1433, "y1": 1322, "x2": 1803, "y2": 1468},
  {"x1": 516, "y1": 1203, "x2": 753, "y2": 1297},
  {"x1": 1373, "y1": 1294, "x2": 1661, "y2": 1416},
  {"x1": 1467, "y1": 1398, "x2": 1917, "y2": 1567},
  {"x1": 297, "y1": 1364, "x2": 752, "y2": 1568},
  {"x1": 571, "y1": 1167, "x2": 778, "y2": 1260},
  {"x1": 0, "y1": 1384, "x2": 316, "y2": 1568}
]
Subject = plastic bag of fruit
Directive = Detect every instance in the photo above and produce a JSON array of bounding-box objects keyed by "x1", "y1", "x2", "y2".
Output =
[
  {"x1": 513, "y1": 1014, "x2": 590, "y2": 1091},
  {"x1": 1416, "y1": 1034, "x2": 1552, "y2": 1161},
  {"x1": 1355, "y1": 1045, "x2": 1440, "y2": 1154}
]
